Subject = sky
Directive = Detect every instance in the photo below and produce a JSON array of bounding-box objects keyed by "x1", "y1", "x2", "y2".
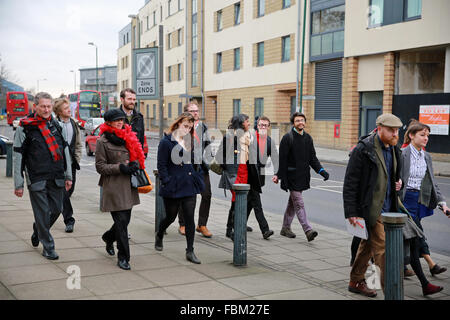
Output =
[{"x1": 0, "y1": 0, "x2": 144, "y2": 97}]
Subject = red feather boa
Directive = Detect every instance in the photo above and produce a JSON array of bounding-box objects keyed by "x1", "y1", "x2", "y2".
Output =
[{"x1": 99, "y1": 123, "x2": 146, "y2": 169}]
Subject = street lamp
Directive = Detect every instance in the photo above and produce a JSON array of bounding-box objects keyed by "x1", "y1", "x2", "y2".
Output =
[
  {"x1": 88, "y1": 42, "x2": 98, "y2": 92},
  {"x1": 37, "y1": 78, "x2": 47, "y2": 92},
  {"x1": 69, "y1": 70, "x2": 76, "y2": 92}
]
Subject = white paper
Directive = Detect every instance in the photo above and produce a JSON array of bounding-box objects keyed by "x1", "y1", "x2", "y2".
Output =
[{"x1": 345, "y1": 218, "x2": 368, "y2": 240}]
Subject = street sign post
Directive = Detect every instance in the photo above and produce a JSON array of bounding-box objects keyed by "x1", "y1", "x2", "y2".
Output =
[{"x1": 133, "y1": 47, "x2": 159, "y2": 100}]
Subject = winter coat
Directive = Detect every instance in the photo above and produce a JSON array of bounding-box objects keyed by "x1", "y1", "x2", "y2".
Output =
[
  {"x1": 277, "y1": 128, "x2": 322, "y2": 192},
  {"x1": 343, "y1": 133, "x2": 406, "y2": 228},
  {"x1": 95, "y1": 134, "x2": 140, "y2": 212},
  {"x1": 121, "y1": 106, "x2": 145, "y2": 149},
  {"x1": 157, "y1": 133, "x2": 205, "y2": 198}
]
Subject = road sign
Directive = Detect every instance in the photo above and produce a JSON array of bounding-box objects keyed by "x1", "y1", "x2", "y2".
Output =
[{"x1": 133, "y1": 47, "x2": 159, "y2": 100}]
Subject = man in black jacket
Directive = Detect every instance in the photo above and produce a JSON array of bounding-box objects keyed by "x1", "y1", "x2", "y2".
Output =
[
  {"x1": 273, "y1": 112, "x2": 329, "y2": 242},
  {"x1": 343, "y1": 113, "x2": 405, "y2": 298},
  {"x1": 119, "y1": 88, "x2": 145, "y2": 149},
  {"x1": 13, "y1": 92, "x2": 73, "y2": 260},
  {"x1": 177, "y1": 100, "x2": 214, "y2": 237}
]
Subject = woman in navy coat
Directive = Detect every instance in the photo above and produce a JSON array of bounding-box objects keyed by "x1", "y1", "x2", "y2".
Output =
[{"x1": 155, "y1": 113, "x2": 205, "y2": 264}]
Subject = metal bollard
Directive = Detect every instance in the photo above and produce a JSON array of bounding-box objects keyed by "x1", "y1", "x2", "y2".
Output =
[
  {"x1": 382, "y1": 212, "x2": 407, "y2": 300},
  {"x1": 99, "y1": 187, "x2": 103, "y2": 211},
  {"x1": 153, "y1": 170, "x2": 166, "y2": 233},
  {"x1": 6, "y1": 141, "x2": 13, "y2": 177},
  {"x1": 232, "y1": 183, "x2": 250, "y2": 266}
]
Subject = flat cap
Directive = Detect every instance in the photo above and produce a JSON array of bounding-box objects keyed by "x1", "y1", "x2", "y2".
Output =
[
  {"x1": 376, "y1": 113, "x2": 403, "y2": 128},
  {"x1": 104, "y1": 109, "x2": 126, "y2": 122}
]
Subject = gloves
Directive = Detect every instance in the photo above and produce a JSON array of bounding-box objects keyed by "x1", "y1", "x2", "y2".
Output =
[
  {"x1": 320, "y1": 169, "x2": 329, "y2": 181},
  {"x1": 119, "y1": 162, "x2": 139, "y2": 175}
]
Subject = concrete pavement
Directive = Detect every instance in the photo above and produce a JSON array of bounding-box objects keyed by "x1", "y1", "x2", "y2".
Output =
[{"x1": 0, "y1": 156, "x2": 449, "y2": 301}]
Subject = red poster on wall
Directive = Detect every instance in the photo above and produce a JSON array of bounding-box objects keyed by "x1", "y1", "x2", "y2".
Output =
[{"x1": 419, "y1": 105, "x2": 450, "y2": 135}]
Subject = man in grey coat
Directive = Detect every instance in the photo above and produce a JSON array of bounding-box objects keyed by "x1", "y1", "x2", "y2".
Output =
[{"x1": 13, "y1": 92, "x2": 72, "y2": 260}]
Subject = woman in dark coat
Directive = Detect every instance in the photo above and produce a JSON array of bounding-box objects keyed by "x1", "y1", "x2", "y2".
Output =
[
  {"x1": 95, "y1": 109, "x2": 145, "y2": 270},
  {"x1": 155, "y1": 113, "x2": 205, "y2": 264},
  {"x1": 216, "y1": 114, "x2": 261, "y2": 240}
]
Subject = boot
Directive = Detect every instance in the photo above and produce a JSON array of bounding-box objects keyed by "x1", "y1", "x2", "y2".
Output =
[
  {"x1": 306, "y1": 229, "x2": 318, "y2": 242},
  {"x1": 280, "y1": 227, "x2": 296, "y2": 238},
  {"x1": 155, "y1": 233, "x2": 163, "y2": 251},
  {"x1": 186, "y1": 250, "x2": 201, "y2": 264}
]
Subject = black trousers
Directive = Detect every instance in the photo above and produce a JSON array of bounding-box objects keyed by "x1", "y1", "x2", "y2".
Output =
[
  {"x1": 30, "y1": 180, "x2": 63, "y2": 252},
  {"x1": 246, "y1": 189, "x2": 269, "y2": 234},
  {"x1": 407, "y1": 236, "x2": 429, "y2": 288},
  {"x1": 159, "y1": 196, "x2": 197, "y2": 252},
  {"x1": 103, "y1": 209, "x2": 132, "y2": 262},
  {"x1": 226, "y1": 189, "x2": 269, "y2": 234},
  {"x1": 178, "y1": 172, "x2": 211, "y2": 227},
  {"x1": 62, "y1": 165, "x2": 77, "y2": 226}
]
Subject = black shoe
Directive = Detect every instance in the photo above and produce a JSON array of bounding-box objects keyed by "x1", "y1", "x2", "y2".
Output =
[
  {"x1": 65, "y1": 224, "x2": 74, "y2": 233},
  {"x1": 263, "y1": 230, "x2": 274, "y2": 240},
  {"x1": 31, "y1": 232, "x2": 39, "y2": 247},
  {"x1": 42, "y1": 249, "x2": 59, "y2": 260},
  {"x1": 102, "y1": 235, "x2": 115, "y2": 256},
  {"x1": 247, "y1": 226, "x2": 253, "y2": 232},
  {"x1": 117, "y1": 259, "x2": 130, "y2": 270},
  {"x1": 430, "y1": 264, "x2": 447, "y2": 276},
  {"x1": 186, "y1": 251, "x2": 201, "y2": 264},
  {"x1": 155, "y1": 234, "x2": 163, "y2": 251},
  {"x1": 306, "y1": 229, "x2": 318, "y2": 242}
]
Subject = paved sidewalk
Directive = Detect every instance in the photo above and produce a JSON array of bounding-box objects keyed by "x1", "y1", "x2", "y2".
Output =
[{"x1": 0, "y1": 159, "x2": 449, "y2": 300}]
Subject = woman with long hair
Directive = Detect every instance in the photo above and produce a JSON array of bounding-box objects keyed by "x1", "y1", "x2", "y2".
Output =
[
  {"x1": 216, "y1": 114, "x2": 261, "y2": 240},
  {"x1": 95, "y1": 109, "x2": 145, "y2": 270},
  {"x1": 155, "y1": 112, "x2": 205, "y2": 264},
  {"x1": 400, "y1": 120, "x2": 448, "y2": 290}
]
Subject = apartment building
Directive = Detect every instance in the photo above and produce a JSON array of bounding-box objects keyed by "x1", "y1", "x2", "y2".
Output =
[
  {"x1": 120, "y1": 0, "x2": 449, "y2": 156},
  {"x1": 117, "y1": 23, "x2": 132, "y2": 95}
]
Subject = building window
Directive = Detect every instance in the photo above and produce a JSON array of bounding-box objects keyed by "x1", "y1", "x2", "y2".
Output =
[
  {"x1": 146, "y1": 16, "x2": 149, "y2": 30},
  {"x1": 216, "y1": 52, "x2": 222, "y2": 73},
  {"x1": 233, "y1": 99, "x2": 241, "y2": 116},
  {"x1": 178, "y1": 63, "x2": 182, "y2": 80},
  {"x1": 314, "y1": 59, "x2": 342, "y2": 121},
  {"x1": 178, "y1": 102, "x2": 182, "y2": 115},
  {"x1": 311, "y1": 5, "x2": 345, "y2": 61},
  {"x1": 234, "y1": 48, "x2": 240, "y2": 70},
  {"x1": 217, "y1": 10, "x2": 223, "y2": 31},
  {"x1": 369, "y1": 0, "x2": 421, "y2": 27},
  {"x1": 178, "y1": 29, "x2": 182, "y2": 46},
  {"x1": 257, "y1": 0, "x2": 265, "y2": 17},
  {"x1": 178, "y1": 0, "x2": 182, "y2": 11},
  {"x1": 153, "y1": 104, "x2": 156, "y2": 118},
  {"x1": 234, "y1": 2, "x2": 241, "y2": 25},
  {"x1": 254, "y1": 98, "x2": 264, "y2": 118},
  {"x1": 168, "y1": 33, "x2": 172, "y2": 49},
  {"x1": 153, "y1": 11, "x2": 156, "y2": 26},
  {"x1": 160, "y1": 6, "x2": 163, "y2": 22},
  {"x1": 168, "y1": 66, "x2": 172, "y2": 82},
  {"x1": 257, "y1": 42, "x2": 264, "y2": 66},
  {"x1": 282, "y1": 36, "x2": 290, "y2": 62},
  {"x1": 283, "y1": 0, "x2": 291, "y2": 9},
  {"x1": 191, "y1": 0, "x2": 198, "y2": 87},
  {"x1": 168, "y1": 0, "x2": 172, "y2": 16},
  {"x1": 168, "y1": 103, "x2": 172, "y2": 118}
]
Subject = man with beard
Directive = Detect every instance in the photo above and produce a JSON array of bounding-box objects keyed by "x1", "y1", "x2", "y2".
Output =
[
  {"x1": 343, "y1": 113, "x2": 405, "y2": 298},
  {"x1": 119, "y1": 88, "x2": 145, "y2": 149}
]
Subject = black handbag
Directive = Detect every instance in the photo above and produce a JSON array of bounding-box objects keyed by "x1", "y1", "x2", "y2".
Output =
[{"x1": 131, "y1": 168, "x2": 152, "y2": 190}]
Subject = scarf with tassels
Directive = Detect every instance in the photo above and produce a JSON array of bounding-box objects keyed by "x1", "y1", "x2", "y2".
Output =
[
  {"x1": 99, "y1": 123, "x2": 146, "y2": 169},
  {"x1": 20, "y1": 114, "x2": 63, "y2": 162}
]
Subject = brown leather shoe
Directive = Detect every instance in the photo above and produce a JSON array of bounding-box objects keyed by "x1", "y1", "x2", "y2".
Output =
[
  {"x1": 178, "y1": 226, "x2": 185, "y2": 236},
  {"x1": 404, "y1": 269, "x2": 415, "y2": 278},
  {"x1": 348, "y1": 280, "x2": 377, "y2": 297},
  {"x1": 430, "y1": 264, "x2": 447, "y2": 276},
  {"x1": 196, "y1": 226, "x2": 212, "y2": 238}
]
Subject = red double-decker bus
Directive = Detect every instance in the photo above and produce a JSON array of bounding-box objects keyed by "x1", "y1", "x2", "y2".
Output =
[
  {"x1": 68, "y1": 90, "x2": 102, "y2": 128},
  {"x1": 6, "y1": 91, "x2": 34, "y2": 126}
]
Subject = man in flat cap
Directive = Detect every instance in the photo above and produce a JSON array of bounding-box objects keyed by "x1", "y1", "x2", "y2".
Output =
[{"x1": 343, "y1": 113, "x2": 406, "y2": 298}]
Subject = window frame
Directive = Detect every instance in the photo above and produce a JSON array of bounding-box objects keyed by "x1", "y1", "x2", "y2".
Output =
[
  {"x1": 216, "y1": 52, "x2": 223, "y2": 73},
  {"x1": 217, "y1": 10, "x2": 223, "y2": 32},
  {"x1": 282, "y1": 0, "x2": 291, "y2": 9},
  {"x1": 257, "y1": 42, "x2": 264, "y2": 67},
  {"x1": 234, "y1": 2, "x2": 241, "y2": 25},
  {"x1": 257, "y1": 0, "x2": 265, "y2": 17},
  {"x1": 281, "y1": 36, "x2": 291, "y2": 62},
  {"x1": 233, "y1": 99, "x2": 241, "y2": 116},
  {"x1": 234, "y1": 48, "x2": 241, "y2": 71}
]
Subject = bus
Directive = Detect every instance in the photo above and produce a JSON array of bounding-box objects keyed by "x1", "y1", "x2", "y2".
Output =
[
  {"x1": 6, "y1": 91, "x2": 34, "y2": 126},
  {"x1": 68, "y1": 90, "x2": 102, "y2": 128}
]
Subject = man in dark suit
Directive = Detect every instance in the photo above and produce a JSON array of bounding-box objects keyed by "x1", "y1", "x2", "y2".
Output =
[{"x1": 119, "y1": 88, "x2": 145, "y2": 149}]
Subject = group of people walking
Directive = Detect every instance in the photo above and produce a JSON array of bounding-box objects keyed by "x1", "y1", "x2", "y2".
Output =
[{"x1": 12, "y1": 89, "x2": 448, "y2": 298}]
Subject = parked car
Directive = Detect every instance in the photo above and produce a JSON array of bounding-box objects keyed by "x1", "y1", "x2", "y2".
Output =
[
  {"x1": 84, "y1": 117, "x2": 104, "y2": 136},
  {"x1": 85, "y1": 125, "x2": 149, "y2": 158},
  {"x1": 0, "y1": 135, "x2": 11, "y2": 156}
]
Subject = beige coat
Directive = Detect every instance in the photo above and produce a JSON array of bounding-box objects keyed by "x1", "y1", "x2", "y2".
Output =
[{"x1": 95, "y1": 135, "x2": 140, "y2": 212}]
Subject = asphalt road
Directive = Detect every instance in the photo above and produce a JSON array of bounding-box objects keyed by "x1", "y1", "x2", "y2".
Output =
[{"x1": 1, "y1": 123, "x2": 449, "y2": 256}]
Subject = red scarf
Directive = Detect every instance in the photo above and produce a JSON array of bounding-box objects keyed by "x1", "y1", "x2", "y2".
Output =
[
  {"x1": 99, "y1": 123, "x2": 146, "y2": 169},
  {"x1": 20, "y1": 115, "x2": 63, "y2": 162}
]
